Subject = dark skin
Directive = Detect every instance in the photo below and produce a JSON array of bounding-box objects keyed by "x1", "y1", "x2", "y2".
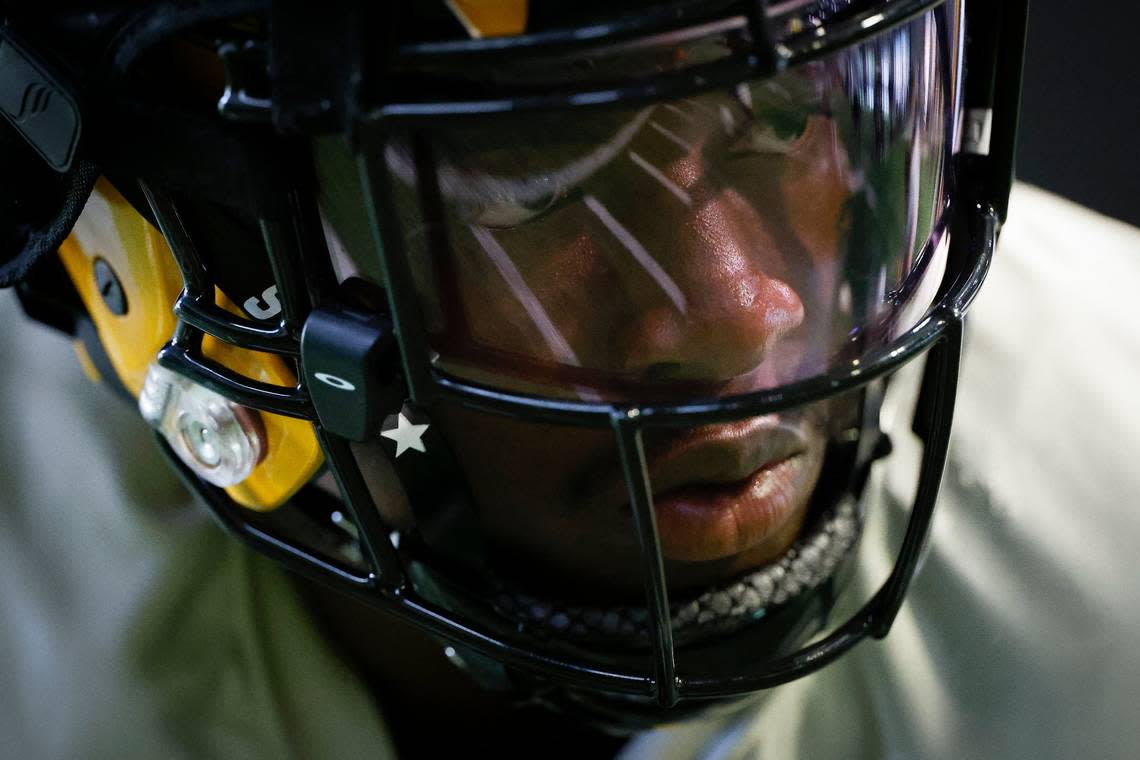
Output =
[
  {"x1": 379, "y1": 86, "x2": 854, "y2": 590},
  {"x1": 127, "y1": 24, "x2": 946, "y2": 754},
  {"x1": 130, "y1": 20, "x2": 950, "y2": 752},
  {"x1": 304, "y1": 81, "x2": 861, "y2": 753}
]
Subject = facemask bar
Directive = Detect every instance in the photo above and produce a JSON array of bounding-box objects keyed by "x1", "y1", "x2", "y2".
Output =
[
  {"x1": 359, "y1": 130, "x2": 989, "y2": 701},
  {"x1": 160, "y1": 204, "x2": 988, "y2": 706},
  {"x1": 138, "y1": 175, "x2": 407, "y2": 586},
  {"x1": 612, "y1": 410, "x2": 679, "y2": 705},
  {"x1": 140, "y1": 183, "x2": 314, "y2": 418},
  {"x1": 344, "y1": 1, "x2": 997, "y2": 706},
  {"x1": 85, "y1": 0, "x2": 1023, "y2": 712},
  {"x1": 380, "y1": 0, "x2": 941, "y2": 116}
]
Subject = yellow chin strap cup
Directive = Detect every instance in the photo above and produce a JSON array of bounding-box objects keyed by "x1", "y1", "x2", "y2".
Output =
[{"x1": 58, "y1": 178, "x2": 323, "y2": 510}]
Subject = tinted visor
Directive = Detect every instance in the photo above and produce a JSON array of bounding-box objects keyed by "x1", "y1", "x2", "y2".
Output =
[{"x1": 377, "y1": 8, "x2": 955, "y2": 403}]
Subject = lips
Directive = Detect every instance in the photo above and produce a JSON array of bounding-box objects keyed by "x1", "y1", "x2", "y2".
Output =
[
  {"x1": 652, "y1": 453, "x2": 810, "y2": 562},
  {"x1": 603, "y1": 415, "x2": 817, "y2": 563}
]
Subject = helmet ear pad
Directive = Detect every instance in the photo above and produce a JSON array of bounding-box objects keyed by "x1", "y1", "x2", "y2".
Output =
[
  {"x1": 0, "y1": 125, "x2": 52, "y2": 250},
  {"x1": 0, "y1": 123, "x2": 98, "y2": 289}
]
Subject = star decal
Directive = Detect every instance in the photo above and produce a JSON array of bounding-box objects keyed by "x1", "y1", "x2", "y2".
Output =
[{"x1": 381, "y1": 412, "x2": 429, "y2": 458}]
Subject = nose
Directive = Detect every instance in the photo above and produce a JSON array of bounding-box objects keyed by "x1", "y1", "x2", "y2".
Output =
[{"x1": 610, "y1": 155, "x2": 805, "y2": 386}]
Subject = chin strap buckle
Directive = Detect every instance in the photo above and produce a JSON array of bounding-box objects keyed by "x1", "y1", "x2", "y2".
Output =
[{"x1": 301, "y1": 305, "x2": 403, "y2": 441}]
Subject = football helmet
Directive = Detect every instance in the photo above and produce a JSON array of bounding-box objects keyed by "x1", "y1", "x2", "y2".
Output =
[{"x1": 1, "y1": 0, "x2": 1027, "y2": 732}]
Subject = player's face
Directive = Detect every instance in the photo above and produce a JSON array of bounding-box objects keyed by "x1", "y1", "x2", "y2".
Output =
[
  {"x1": 374, "y1": 76, "x2": 864, "y2": 596},
  {"x1": 355, "y1": 1, "x2": 954, "y2": 597}
]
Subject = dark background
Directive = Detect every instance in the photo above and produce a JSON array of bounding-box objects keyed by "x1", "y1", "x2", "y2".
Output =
[{"x1": 1017, "y1": 1, "x2": 1140, "y2": 226}]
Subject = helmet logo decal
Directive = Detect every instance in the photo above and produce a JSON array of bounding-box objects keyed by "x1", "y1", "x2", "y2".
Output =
[
  {"x1": 243, "y1": 284, "x2": 282, "y2": 320},
  {"x1": 445, "y1": 0, "x2": 528, "y2": 39},
  {"x1": 381, "y1": 412, "x2": 429, "y2": 457},
  {"x1": 14, "y1": 80, "x2": 52, "y2": 123},
  {"x1": 313, "y1": 372, "x2": 355, "y2": 391},
  {"x1": 0, "y1": 33, "x2": 82, "y2": 171}
]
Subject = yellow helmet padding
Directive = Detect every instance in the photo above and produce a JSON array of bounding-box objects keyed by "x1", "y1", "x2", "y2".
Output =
[
  {"x1": 445, "y1": 0, "x2": 529, "y2": 38},
  {"x1": 59, "y1": 178, "x2": 323, "y2": 510}
]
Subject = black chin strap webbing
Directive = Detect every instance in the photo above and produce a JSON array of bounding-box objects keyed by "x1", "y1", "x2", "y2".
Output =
[{"x1": 0, "y1": 148, "x2": 98, "y2": 289}]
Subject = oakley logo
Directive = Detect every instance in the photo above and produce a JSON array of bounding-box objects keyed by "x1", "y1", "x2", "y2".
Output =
[
  {"x1": 314, "y1": 373, "x2": 355, "y2": 391},
  {"x1": 243, "y1": 285, "x2": 281, "y2": 320},
  {"x1": 14, "y1": 81, "x2": 52, "y2": 123}
]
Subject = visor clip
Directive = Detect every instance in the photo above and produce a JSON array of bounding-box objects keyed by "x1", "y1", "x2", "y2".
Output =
[{"x1": 300, "y1": 305, "x2": 404, "y2": 441}]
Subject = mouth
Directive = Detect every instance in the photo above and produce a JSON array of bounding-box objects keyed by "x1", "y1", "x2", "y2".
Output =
[
  {"x1": 602, "y1": 414, "x2": 818, "y2": 563},
  {"x1": 445, "y1": 408, "x2": 852, "y2": 648},
  {"x1": 653, "y1": 452, "x2": 812, "y2": 562}
]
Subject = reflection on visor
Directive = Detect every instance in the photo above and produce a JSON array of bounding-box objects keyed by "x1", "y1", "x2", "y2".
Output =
[{"x1": 383, "y1": 9, "x2": 953, "y2": 403}]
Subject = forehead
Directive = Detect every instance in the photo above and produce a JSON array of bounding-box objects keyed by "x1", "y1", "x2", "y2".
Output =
[{"x1": 398, "y1": 64, "x2": 827, "y2": 182}]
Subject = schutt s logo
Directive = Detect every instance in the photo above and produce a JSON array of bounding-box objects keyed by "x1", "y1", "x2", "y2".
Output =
[{"x1": 14, "y1": 80, "x2": 52, "y2": 123}]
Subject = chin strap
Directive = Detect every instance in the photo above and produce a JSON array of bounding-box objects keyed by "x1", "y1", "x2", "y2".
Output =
[
  {"x1": 0, "y1": 152, "x2": 98, "y2": 288},
  {"x1": 0, "y1": 23, "x2": 97, "y2": 288}
]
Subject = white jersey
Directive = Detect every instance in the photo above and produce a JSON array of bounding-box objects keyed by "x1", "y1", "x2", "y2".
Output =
[
  {"x1": 0, "y1": 303, "x2": 395, "y2": 753},
  {"x1": 622, "y1": 185, "x2": 1140, "y2": 759},
  {"x1": 1, "y1": 184, "x2": 1138, "y2": 758}
]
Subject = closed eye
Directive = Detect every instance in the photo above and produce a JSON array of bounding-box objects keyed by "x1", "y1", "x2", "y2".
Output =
[
  {"x1": 470, "y1": 192, "x2": 560, "y2": 229},
  {"x1": 728, "y1": 120, "x2": 807, "y2": 156}
]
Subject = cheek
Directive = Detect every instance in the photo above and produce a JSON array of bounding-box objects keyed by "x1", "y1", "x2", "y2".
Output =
[
  {"x1": 517, "y1": 231, "x2": 625, "y2": 352},
  {"x1": 435, "y1": 402, "x2": 614, "y2": 518},
  {"x1": 432, "y1": 403, "x2": 647, "y2": 592},
  {"x1": 780, "y1": 119, "x2": 853, "y2": 264},
  {"x1": 454, "y1": 224, "x2": 626, "y2": 365}
]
